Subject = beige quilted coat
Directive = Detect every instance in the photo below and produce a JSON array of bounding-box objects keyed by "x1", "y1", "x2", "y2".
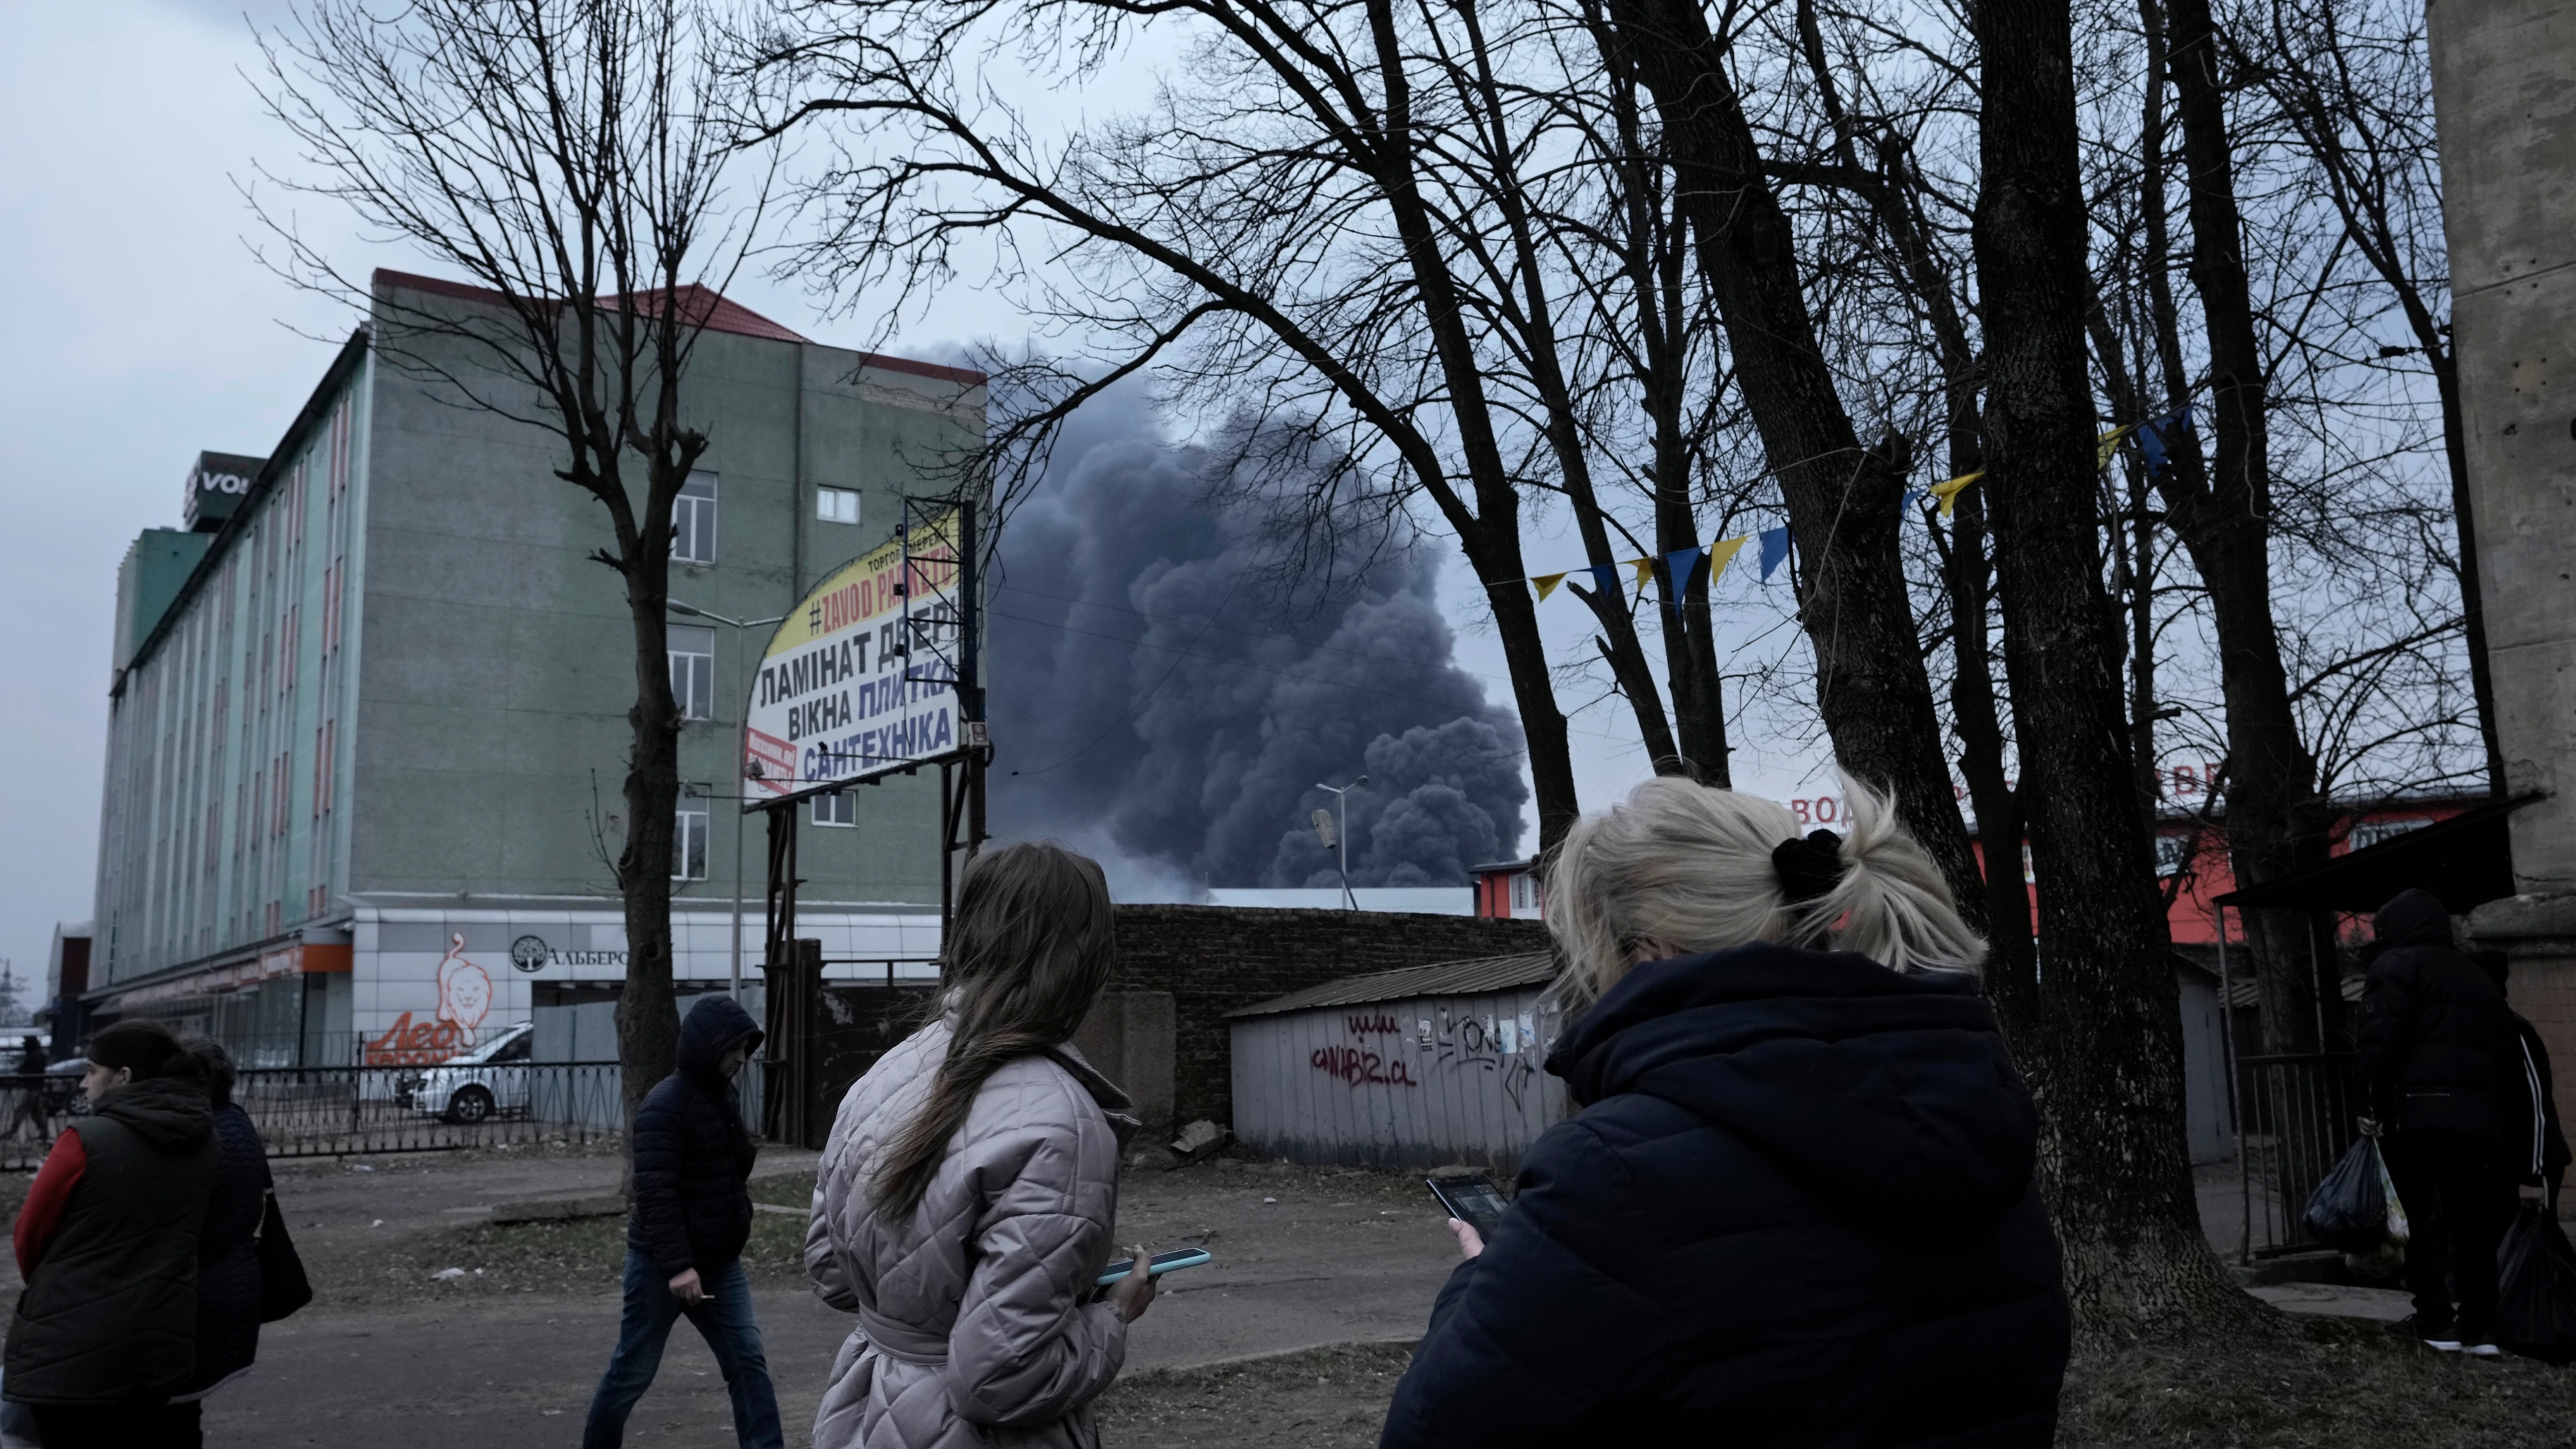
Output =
[{"x1": 806, "y1": 1019, "x2": 1140, "y2": 1449}]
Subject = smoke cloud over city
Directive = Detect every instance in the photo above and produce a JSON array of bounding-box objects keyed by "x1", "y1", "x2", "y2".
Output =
[{"x1": 983, "y1": 390, "x2": 1528, "y2": 899}]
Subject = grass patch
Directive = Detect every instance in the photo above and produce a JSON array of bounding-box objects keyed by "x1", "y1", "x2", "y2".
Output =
[
  {"x1": 1088, "y1": 1315, "x2": 2576, "y2": 1448},
  {"x1": 419, "y1": 1168, "x2": 818, "y2": 1298},
  {"x1": 1094, "y1": 1341, "x2": 1417, "y2": 1449},
  {"x1": 2058, "y1": 1315, "x2": 2576, "y2": 1448}
]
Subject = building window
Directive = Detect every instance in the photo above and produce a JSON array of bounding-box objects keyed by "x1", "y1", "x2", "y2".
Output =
[
  {"x1": 673, "y1": 791, "x2": 710, "y2": 880},
  {"x1": 2154, "y1": 833, "x2": 2192, "y2": 878},
  {"x1": 2349, "y1": 817, "x2": 2432, "y2": 853},
  {"x1": 816, "y1": 487, "x2": 861, "y2": 525},
  {"x1": 813, "y1": 789, "x2": 855, "y2": 827},
  {"x1": 672, "y1": 472, "x2": 718, "y2": 565},
  {"x1": 668, "y1": 625, "x2": 716, "y2": 720}
]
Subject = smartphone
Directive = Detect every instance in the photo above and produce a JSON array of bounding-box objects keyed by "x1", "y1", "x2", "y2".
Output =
[
  {"x1": 1094, "y1": 1248, "x2": 1213, "y2": 1287},
  {"x1": 1426, "y1": 1174, "x2": 1509, "y2": 1241}
]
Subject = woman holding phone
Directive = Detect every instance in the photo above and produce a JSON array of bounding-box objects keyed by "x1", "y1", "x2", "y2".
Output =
[
  {"x1": 1382, "y1": 777, "x2": 2070, "y2": 1448},
  {"x1": 805, "y1": 842, "x2": 1156, "y2": 1449}
]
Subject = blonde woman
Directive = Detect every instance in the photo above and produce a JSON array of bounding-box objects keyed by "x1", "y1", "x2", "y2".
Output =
[
  {"x1": 805, "y1": 842, "x2": 1156, "y2": 1449},
  {"x1": 1382, "y1": 777, "x2": 2070, "y2": 1448}
]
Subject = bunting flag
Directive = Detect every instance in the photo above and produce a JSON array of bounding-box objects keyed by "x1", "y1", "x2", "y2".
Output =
[
  {"x1": 1585, "y1": 563, "x2": 1622, "y2": 598},
  {"x1": 2137, "y1": 405, "x2": 2193, "y2": 478},
  {"x1": 1901, "y1": 489, "x2": 1925, "y2": 512},
  {"x1": 1632, "y1": 556, "x2": 1658, "y2": 594},
  {"x1": 1758, "y1": 527, "x2": 1792, "y2": 582},
  {"x1": 1660, "y1": 546, "x2": 1707, "y2": 616},
  {"x1": 1928, "y1": 471, "x2": 1983, "y2": 518},
  {"x1": 1532, "y1": 572, "x2": 1569, "y2": 601},
  {"x1": 2098, "y1": 423, "x2": 2135, "y2": 473},
  {"x1": 1704, "y1": 534, "x2": 1749, "y2": 589}
]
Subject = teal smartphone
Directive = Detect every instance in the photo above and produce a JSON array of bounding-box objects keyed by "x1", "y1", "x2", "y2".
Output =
[{"x1": 1094, "y1": 1248, "x2": 1213, "y2": 1287}]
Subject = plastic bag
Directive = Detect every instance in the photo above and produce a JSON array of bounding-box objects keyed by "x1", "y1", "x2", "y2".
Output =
[
  {"x1": 2304, "y1": 1136, "x2": 2404, "y2": 1253},
  {"x1": 2376, "y1": 1143, "x2": 2410, "y2": 1246},
  {"x1": 2496, "y1": 1206, "x2": 2576, "y2": 1363}
]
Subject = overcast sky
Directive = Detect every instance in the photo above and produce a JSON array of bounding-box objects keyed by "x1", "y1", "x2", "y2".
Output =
[{"x1": 0, "y1": 0, "x2": 1837, "y2": 986}]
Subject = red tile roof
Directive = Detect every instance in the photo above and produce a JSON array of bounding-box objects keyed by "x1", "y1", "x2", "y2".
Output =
[{"x1": 370, "y1": 268, "x2": 985, "y2": 385}]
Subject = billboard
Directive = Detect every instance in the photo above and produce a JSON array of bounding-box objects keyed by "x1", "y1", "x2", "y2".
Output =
[
  {"x1": 183, "y1": 451, "x2": 267, "y2": 533},
  {"x1": 744, "y1": 509, "x2": 969, "y2": 804}
]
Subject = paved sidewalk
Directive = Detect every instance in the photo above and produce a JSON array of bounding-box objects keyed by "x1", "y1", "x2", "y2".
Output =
[{"x1": 192, "y1": 1153, "x2": 1456, "y2": 1446}]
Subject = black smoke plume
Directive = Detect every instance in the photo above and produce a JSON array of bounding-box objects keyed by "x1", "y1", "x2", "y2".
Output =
[{"x1": 983, "y1": 391, "x2": 1528, "y2": 898}]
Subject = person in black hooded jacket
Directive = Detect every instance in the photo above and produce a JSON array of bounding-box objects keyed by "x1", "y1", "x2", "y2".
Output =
[
  {"x1": 2474, "y1": 949, "x2": 2570, "y2": 1213},
  {"x1": 583, "y1": 994, "x2": 780, "y2": 1449},
  {"x1": 1381, "y1": 776, "x2": 2068, "y2": 1449},
  {"x1": 2354, "y1": 888, "x2": 2521, "y2": 1355}
]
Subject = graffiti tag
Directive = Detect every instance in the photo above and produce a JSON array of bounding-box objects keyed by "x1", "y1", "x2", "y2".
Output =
[{"x1": 1311, "y1": 1044, "x2": 1418, "y2": 1088}]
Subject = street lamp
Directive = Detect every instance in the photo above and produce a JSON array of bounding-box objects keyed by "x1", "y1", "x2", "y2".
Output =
[
  {"x1": 1312, "y1": 776, "x2": 1368, "y2": 910},
  {"x1": 670, "y1": 600, "x2": 785, "y2": 998}
]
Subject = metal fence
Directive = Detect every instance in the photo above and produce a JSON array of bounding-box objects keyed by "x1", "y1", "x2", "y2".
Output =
[
  {"x1": 2233, "y1": 1052, "x2": 2358, "y2": 1259},
  {"x1": 0, "y1": 1059, "x2": 767, "y2": 1170}
]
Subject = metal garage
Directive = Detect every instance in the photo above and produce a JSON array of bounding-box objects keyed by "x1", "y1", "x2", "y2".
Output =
[{"x1": 1227, "y1": 952, "x2": 1570, "y2": 1175}]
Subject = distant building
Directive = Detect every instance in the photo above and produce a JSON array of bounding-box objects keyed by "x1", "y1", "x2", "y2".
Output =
[
  {"x1": 1468, "y1": 860, "x2": 1543, "y2": 921},
  {"x1": 89, "y1": 271, "x2": 983, "y2": 1066}
]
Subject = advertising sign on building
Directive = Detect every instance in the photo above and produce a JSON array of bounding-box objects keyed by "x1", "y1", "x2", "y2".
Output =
[
  {"x1": 182, "y1": 450, "x2": 268, "y2": 533},
  {"x1": 744, "y1": 508, "x2": 969, "y2": 805}
]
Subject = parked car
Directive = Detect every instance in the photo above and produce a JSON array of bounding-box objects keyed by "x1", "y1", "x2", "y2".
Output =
[
  {"x1": 42, "y1": 1057, "x2": 87, "y2": 1116},
  {"x1": 397, "y1": 1024, "x2": 535, "y2": 1124}
]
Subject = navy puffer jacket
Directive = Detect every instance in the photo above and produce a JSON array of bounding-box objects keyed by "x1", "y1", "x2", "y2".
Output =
[
  {"x1": 1381, "y1": 944, "x2": 2069, "y2": 1449},
  {"x1": 627, "y1": 996, "x2": 765, "y2": 1279},
  {"x1": 186, "y1": 1103, "x2": 270, "y2": 1395}
]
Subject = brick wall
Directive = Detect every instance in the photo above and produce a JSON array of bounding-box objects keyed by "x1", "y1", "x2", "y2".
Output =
[{"x1": 1107, "y1": 905, "x2": 1554, "y2": 1133}]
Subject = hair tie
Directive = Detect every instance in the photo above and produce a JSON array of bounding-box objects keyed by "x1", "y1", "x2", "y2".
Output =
[{"x1": 1772, "y1": 830, "x2": 1847, "y2": 906}]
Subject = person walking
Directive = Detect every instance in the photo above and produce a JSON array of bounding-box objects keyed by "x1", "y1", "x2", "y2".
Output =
[
  {"x1": 169, "y1": 1040, "x2": 272, "y2": 1434},
  {"x1": 582, "y1": 995, "x2": 781, "y2": 1449},
  {"x1": 1380, "y1": 777, "x2": 2069, "y2": 1449},
  {"x1": 2475, "y1": 950, "x2": 2569, "y2": 1214},
  {"x1": 2, "y1": 1020, "x2": 217, "y2": 1448},
  {"x1": 805, "y1": 841, "x2": 1159, "y2": 1449},
  {"x1": 2355, "y1": 887, "x2": 2522, "y2": 1355},
  {"x1": 4, "y1": 1037, "x2": 50, "y2": 1144}
]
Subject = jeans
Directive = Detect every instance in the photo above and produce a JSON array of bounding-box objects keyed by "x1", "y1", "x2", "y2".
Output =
[
  {"x1": 582, "y1": 1251, "x2": 782, "y2": 1449},
  {"x1": 2385, "y1": 1130, "x2": 2503, "y2": 1340},
  {"x1": 28, "y1": 1399, "x2": 197, "y2": 1448}
]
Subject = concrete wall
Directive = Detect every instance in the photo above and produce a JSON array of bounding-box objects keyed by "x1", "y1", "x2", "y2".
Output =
[
  {"x1": 350, "y1": 289, "x2": 980, "y2": 912},
  {"x1": 2431, "y1": 0, "x2": 2576, "y2": 1070},
  {"x1": 1105, "y1": 905, "x2": 1554, "y2": 1133}
]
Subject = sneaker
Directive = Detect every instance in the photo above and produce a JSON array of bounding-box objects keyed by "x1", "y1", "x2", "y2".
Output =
[
  {"x1": 2463, "y1": 1340, "x2": 2503, "y2": 1357},
  {"x1": 2387, "y1": 1315, "x2": 2462, "y2": 1350}
]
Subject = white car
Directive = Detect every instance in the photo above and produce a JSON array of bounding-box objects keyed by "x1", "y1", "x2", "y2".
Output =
[{"x1": 399, "y1": 1023, "x2": 535, "y2": 1124}]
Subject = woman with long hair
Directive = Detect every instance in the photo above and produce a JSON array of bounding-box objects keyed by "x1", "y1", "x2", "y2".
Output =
[
  {"x1": 805, "y1": 841, "x2": 1156, "y2": 1449},
  {"x1": 3, "y1": 1020, "x2": 218, "y2": 1448},
  {"x1": 1381, "y1": 777, "x2": 2070, "y2": 1447}
]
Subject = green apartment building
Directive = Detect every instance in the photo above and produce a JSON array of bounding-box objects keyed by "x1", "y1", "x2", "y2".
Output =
[{"x1": 91, "y1": 271, "x2": 982, "y2": 1065}]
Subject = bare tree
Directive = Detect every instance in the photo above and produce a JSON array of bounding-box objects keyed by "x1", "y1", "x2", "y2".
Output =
[
  {"x1": 1971, "y1": 0, "x2": 2253, "y2": 1330},
  {"x1": 256, "y1": 0, "x2": 771, "y2": 1127},
  {"x1": 749, "y1": 0, "x2": 1781, "y2": 846}
]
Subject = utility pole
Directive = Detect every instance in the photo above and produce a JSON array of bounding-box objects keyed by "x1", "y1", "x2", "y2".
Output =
[
  {"x1": 1312, "y1": 777, "x2": 1368, "y2": 909},
  {"x1": 668, "y1": 600, "x2": 786, "y2": 999}
]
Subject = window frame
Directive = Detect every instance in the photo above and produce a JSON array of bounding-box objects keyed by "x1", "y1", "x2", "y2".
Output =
[
  {"x1": 812, "y1": 789, "x2": 856, "y2": 827},
  {"x1": 672, "y1": 790, "x2": 711, "y2": 880},
  {"x1": 667, "y1": 624, "x2": 716, "y2": 721},
  {"x1": 672, "y1": 472, "x2": 719, "y2": 566},
  {"x1": 815, "y1": 486, "x2": 861, "y2": 526}
]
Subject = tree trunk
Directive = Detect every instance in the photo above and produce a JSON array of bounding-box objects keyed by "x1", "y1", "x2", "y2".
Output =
[
  {"x1": 1972, "y1": 0, "x2": 2252, "y2": 1331},
  {"x1": 1595, "y1": 0, "x2": 1983, "y2": 918},
  {"x1": 616, "y1": 529, "x2": 685, "y2": 1132},
  {"x1": 2160, "y1": 0, "x2": 2336, "y2": 1053}
]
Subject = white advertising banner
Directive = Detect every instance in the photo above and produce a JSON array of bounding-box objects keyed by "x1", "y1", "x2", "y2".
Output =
[{"x1": 744, "y1": 510, "x2": 966, "y2": 803}]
